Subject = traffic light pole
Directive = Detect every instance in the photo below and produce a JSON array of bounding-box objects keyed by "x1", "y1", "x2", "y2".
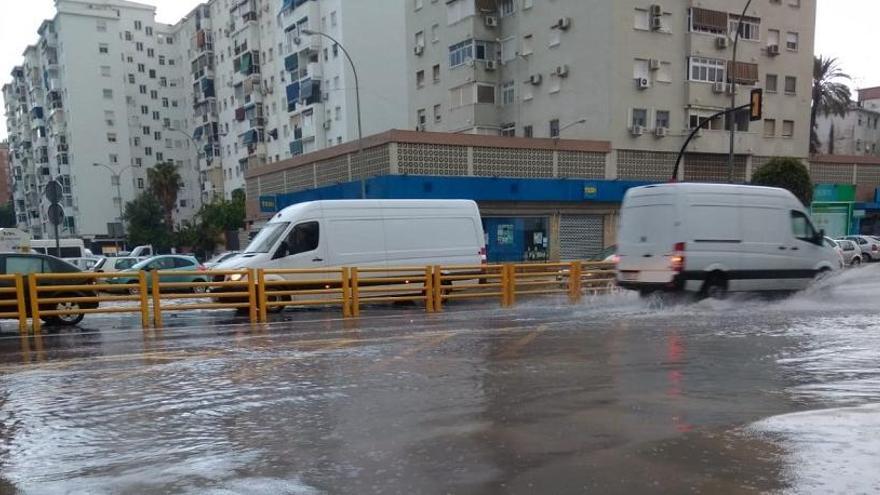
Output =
[{"x1": 671, "y1": 104, "x2": 752, "y2": 182}]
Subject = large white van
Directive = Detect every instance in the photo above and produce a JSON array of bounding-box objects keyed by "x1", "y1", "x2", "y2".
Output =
[
  {"x1": 217, "y1": 199, "x2": 486, "y2": 277},
  {"x1": 616, "y1": 183, "x2": 841, "y2": 296}
]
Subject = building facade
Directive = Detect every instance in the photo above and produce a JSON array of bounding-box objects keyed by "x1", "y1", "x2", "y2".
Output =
[
  {"x1": 815, "y1": 87, "x2": 880, "y2": 156},
  {"x1": 2, "y1": 0, "x2": 197, "y2": 242},
  {"x1": 406, "y1": 0, "x2": 815, "y2": 177},
  {"x1": 0, "y1": 142, "x2": 10, "y2": 206}
]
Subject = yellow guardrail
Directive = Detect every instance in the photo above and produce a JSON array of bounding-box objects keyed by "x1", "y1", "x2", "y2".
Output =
[
  {"x1": 579, "y1": 262, "x2": 618, "y2": 296},
  {"x1": 152, "y1": 269, "x2": 256, "y2": 328},
  {"x1": 257, "y1": 268, "x2": 351, "y2": 322},
  {"x1": 350, "y1": 267, "x2": 434, "y2": 317},
  {"x1": 432, "y1": 264, "x2": 508, "y2": 311},
  {"x1": 0, "y1": 274, "x2": 27, "y2": 334},
  {"x1": 29, "y1": 271, "x2": 149, "y2": 333}
]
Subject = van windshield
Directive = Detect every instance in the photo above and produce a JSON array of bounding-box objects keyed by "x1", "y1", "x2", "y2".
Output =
[{"x1": 244, "y1": 223, "x2": 290, "y2": 253}]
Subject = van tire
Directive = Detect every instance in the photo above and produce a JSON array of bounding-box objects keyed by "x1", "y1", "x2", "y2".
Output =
[
  {"x1": 266, "y1": 295, "x2": 289, "y2": 313},
  {"x1": 700, "y1": 273, "x2": 728, "y2": 299}
]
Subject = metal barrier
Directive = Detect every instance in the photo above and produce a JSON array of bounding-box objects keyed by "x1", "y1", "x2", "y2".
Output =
[
  {"x1": 257, "y1": 268, "x2": 351, "y2": 322},
  {"x1": 0, "y1": 274, "x2": 27, "y2": 334},
  {"x1": 151, "y1": 269, "x2": 256, "y2": 328},
  {"x1": 30, "y1": 271, "x2": 149, "y2": 333},
  {"x1": 432, "y1": 264, "x2": 508, "y2": 311},
  {"x1": 350, "y1": 267, "x2": 434, "y2": 317},
  {"x1": 579, "y1": 262, "x2": 618, "y2": 296},
  {"x1": 507, "y1": 263, "x2": 575, "y2": 306}
]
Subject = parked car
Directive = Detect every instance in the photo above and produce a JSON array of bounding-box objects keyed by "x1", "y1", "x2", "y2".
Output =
[
  {"x1": 824, "y1": 237, "x2": 846, "y2": 269},
  {"x1": 106, "y1": 255, "x2": 208, "y2": 294},
  {"x1": 204, "y1": 251, "x2": 240, "y2": 269},
  {"x1": 93, "y1": 256, "x2": 141, "y2": 273},
  {"x1": 0, "y1": 253, "x2": 98, "y2": 326},
  {"x1": 835, "y1": 239, "x2": 863, "y2": 266},
  {"x1": 64, "y1": 257, "x2": 101, "y2": 271},
  {"x1": 616, "y1": 183, "x2": 840, "y2": 297},
  {"x1": 842, "y1": 235, "x2": 880, "y2": 261}
]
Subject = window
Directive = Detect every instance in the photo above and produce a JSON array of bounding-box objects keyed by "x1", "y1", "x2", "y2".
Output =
[
  {"x1": 502, "y1": 81, "x2": 515, "y2": 105},
  {"x1": 162, "y1": 97, "x2": 169, "y2": 108},
  {"x1": 150, "y1": 90, "x2": 158, "y2": 99},
  {"x1": 125, "y1": 31, "x2": 133, "y2": 41},
  {"x1": 501, "y1": 123, "x2": 516, "y2": 137},
  {"x1": 149, "y1": 69, "x2": 156, "y2": 79},
  {"x1": 136, "y1": 42, "x2": 143, "y2": 52},
  {"x1": 549, "y1": 119, "x2": 560, "y2": 138},
  {"x1": 449, "y1": 40, "x2": 473, "y2": 68},
  {"x1": 634, "y1": 8, "x2": 650, "y2": 30},
  {"x1": 103, "y1": 89, "x2": 113, "y2": 99},
  {"x1": 128, "y1": 73, "x2": 136, "y2": 84},
  {"x1": 107, "y1": 133, "x2": 117, "y2": 143},
  {"x1": 159, "y1": 55, "x2": 165, "y2": 65},
  {"x1": 784, "y1": 76, "x2": 797, "y2": 94},
  {"x1": 431, "y1": 24, "x2": 440, "y2": 43},
  {"x1": 728, "y1": 15, "x2": 760, "y2": 41},
  {"x1": 415, "y1": 30, "x2": 425, "y2": 48},
  {"x1": 145, "y1": 147, "x2": 152, "y2": 156},
  {"x1": 166, "y1": 36, "x2": 173, "y2": 44},
  {"x1": 633, "y1": 59, "x2": 649, "y2": 80},
  {"x1": 632, "y1": 108, "x2": 648, "y2": 128},
  {"x1": 500, "y1": 0, "x2": 515, "y2": 17},
  {"x1": 782, "y1": 120, "x2": 794, "y2": 137},
  {"x1": 135, "y1": 158, "x2": 142, "y2": 167},
  {"x1": 155, "y1": 152, "x2": 163, "y2": 161},
  {"x1": 137, "y1": 63, "x2": 145, "y2": 73},
  {"x1": 99, "y1": 43, "x2": 109, "y2": 54},
  {"x1": 287, "y1": 222, "x2": 320, "y2": 255},
  {"x1": 139, "y1": 84, "x2": 147, "y2": 94},
  {"x1": 417, "y1": 109, "x2": 427, "y2": 126},
  {"x1": 767, "y1": 29, "x2": 780, "y2": 48},
  {"x1": 764, "y1": 119, "x2": 776, "y2": 137},
  {"x1": 523, "y1": 125, "x2": 534, "y2": 138},
  {"x1": 147, "y1": 48, "x2": 154, "y2": 58},
  {"x1": 790, "y1": 211, "x2": 817, "y2": 241},
  {"x1": 334, "y1": 106, "x2": 341, "y2": 121},
  {"x1": 690, "y1": 7, "x2": 728, "y2": 34},
  {"x1": 154, "y1": 131, "x2": 161, "y2": 140},
  {"x1": 145, "y1": 26, "x2": 153, "y2": 36},
  {"x1": 655, "y1": 110, "x2": 670, "y2": 129},
  {"x1": 134, "y1": 20, "x2": 142, "y2": 30},
  {"x1": 689, "y1": 112, "x2": 725, "y2": 131},
  {"x1": 143, "y1": 126, "x2": 150, "y2": 135},
  {"x1": 522, "y1": 34, "x2": 533, "y2": 56},
  {"x1": 330, "y1": 11, "x2": 337, "y2": 27},
  {"x1": 689, "y1": 57, "x2": 726, "y2": 83},
  {"x1": 100, "y1": 65, "x2": 111, "y2": 77},
  {"x1": 97, "y1": 20, "x2": 108, "y2": 32},
  {"x1": 433, "y1": 64, "x2": 441, "y2": 83},
  {"x1": 133, "y1": 137, "x2": 141, "y2": 146},
  {"x1": 434, "y1": 104, "x2": 442, "y2": 123},
  {"x1": 140, "y1": 105, "x2": 148, "y2": 115},
  {"x1": 501, "y1": 37, "x2": 516, "y2": 63},
  {"x1": 5, "y1": 257, "x2": 45, "y2": 275},
  {"x1": 416, "y1": 70, "x2": 425, "y2": 88},
  {"x1": 766, "y1": 74, "x2": 778, "y2": 92},
  {"x1": 476, "y1": 84, "x2": 495, "y2": 104},
  {"x1": 447, "y1": 0, "x2": 475, "y2": 25},
  {"x1": 786, "y1": 32, "x2": 799, "y2": 51}
]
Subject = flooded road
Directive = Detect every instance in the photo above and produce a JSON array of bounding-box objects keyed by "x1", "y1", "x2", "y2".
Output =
[{"x1": 1, "y1": 267, "x2": 880, "y2": 493}]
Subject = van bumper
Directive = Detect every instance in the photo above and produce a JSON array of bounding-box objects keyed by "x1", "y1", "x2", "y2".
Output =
[{"x1": 616, "y1": 274, "x2": 686, "y2": 293}]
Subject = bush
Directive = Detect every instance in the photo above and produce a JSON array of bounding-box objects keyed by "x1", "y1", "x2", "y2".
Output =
[{"x1": 751, "y1": 157, "x2": 813, "y2": 205}]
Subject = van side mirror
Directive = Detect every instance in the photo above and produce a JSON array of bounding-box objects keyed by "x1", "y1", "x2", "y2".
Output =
[{"x1": 814, "y1": 230, "x2": 825, "y2": 245}]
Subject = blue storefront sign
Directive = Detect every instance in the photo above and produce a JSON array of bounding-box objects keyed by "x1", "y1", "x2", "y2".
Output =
[{"x1": 259, "y1": 195, "x2": 277, "y2": 213}]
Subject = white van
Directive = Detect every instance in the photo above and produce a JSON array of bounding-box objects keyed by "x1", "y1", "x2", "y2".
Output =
[
  {"x1": 31, "y1": 238, "x2": 88, "y2": 258},
  {"x1": 217, "y1": 199, "x2": 486, "y2": 276},
  {"x1": 616, "y1": 183, "x2": 840, "y2": 296}
]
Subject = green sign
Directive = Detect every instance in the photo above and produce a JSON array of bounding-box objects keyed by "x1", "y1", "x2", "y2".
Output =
[
  {"x1": 811, "y1": 201, "x2": 854, "y2": 238},
  {"x1": 813, "y1": 184, "x2": 855, "y2": 202}
]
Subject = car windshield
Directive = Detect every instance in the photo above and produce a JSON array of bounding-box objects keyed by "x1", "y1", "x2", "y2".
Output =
[
  {"x1": 116, "y1": 258, "x2": 137, "y2": 270},
  {"x1": 244, "y1": 223, "x2": 290, "y2": 253}
]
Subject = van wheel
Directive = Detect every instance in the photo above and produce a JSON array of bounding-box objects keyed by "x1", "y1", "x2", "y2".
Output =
[
  {"x1": 815, "y1": 268, "x2": 833, "y2": 282},
  {"x1": 701, "y1": 274, "x2": 728, "y2": 300},
  {"x1": 266, "y1": 295, "x2": 289, "y2": 313}
]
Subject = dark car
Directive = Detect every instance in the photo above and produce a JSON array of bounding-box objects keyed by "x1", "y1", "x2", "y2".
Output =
[{"x1": 0, "y1": 253, "x2": 99, "y2": 326}]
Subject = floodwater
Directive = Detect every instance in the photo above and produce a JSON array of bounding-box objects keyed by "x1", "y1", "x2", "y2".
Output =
[{"x1": 1, "y1": 267, "x2": 880, "y2": 493}]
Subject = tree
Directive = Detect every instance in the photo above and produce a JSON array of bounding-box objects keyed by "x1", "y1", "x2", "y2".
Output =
[
  {"x1": 811, "y1": 56, "x2": 852, "y2": 153},
  {"x1": 751, "y1": 157, "x2": 813, "y2": 206},
  {"x1": 123, "y1": 193, "x2": 171, "y2": 252},
  {"x1": 186, "y1": 189, "x2": 247, "y2": 257},
  {"x1": 147, "y1": 161, "x2": 183, "y2": 230},
  {"x1": 828, "y1": 124, "x2": 836, "y2": 155},
  {"x1": 0, "y1": 202, "x2": 15, "y2": 228}
]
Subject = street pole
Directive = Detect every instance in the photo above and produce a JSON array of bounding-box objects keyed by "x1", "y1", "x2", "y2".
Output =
[
  {"x1": 301, "y1": 29, "x2": 364, "y2": 196},
  {"x1": 93, "y1": 163, "x2": 132, "y2": 252},
  {"x1": 728, "y1": 0, "x2": 754, "y2": 183}
]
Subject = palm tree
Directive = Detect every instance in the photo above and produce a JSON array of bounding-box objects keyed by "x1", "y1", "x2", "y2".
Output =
[
  {"x1": 811, "y1": 56, "x2": 852, "y2": 153},
  {"x1": 147, "y1": 161, "x2": 183, "y2": 230}
]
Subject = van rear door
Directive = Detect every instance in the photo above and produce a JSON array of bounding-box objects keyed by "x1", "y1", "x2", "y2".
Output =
[{"x1": 617, "y1": 200, "x2": 678, "y2": 285}]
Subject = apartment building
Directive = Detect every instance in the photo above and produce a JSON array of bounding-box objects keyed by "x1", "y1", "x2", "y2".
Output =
[
  {"x1": 2, "y1": 0, "x2": 197, "y2": 242},
  {"x1": 815, "y1": 86, "x2": 880, "y2": 156},
  {"x1": 407, "y1": 0, "x2": 815, "y2": 179},
  {"x1": 0, "y1": 142, "x2": 10, "y2": 205},
  {"x1": 174, "y1": 0, "x2": 409, "y2": 201}
]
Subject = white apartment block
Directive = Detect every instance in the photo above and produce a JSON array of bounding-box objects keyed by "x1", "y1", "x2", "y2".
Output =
[
  {"x1": 174, "y1": 0, "x2": 409, "y2": 201},
  {"x1": 815, "y1": 87, "x2": 880, "y2": 156},
  {"x1": 407, "y1": 0, "x2": 815, "y2": 181},
  {"x1": 2, "y1": 0, "x2": 197, "y2": 241}
]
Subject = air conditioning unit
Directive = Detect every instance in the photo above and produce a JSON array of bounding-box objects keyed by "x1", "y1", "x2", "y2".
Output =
[
  {"x1": 712, "y1": 81, "x2": 726, "y2": 93},
  {"x1": 414, "y1": 44, "x2": 424, "y2": 56},
  {"x1": 649, "y1": 4, "x2": 662, "y2": 17},
  {"x1": 654, "y1": 126, "x2": 668, "y2": 137},
  {"x1": 556, "y1": 17, "x2": 572, "y2": 30},
  {"x1": 555, "y1": 64, "x2": 569, "y2": 77},
  {"x1": 530, "y1": 74, "x2": 543, "y2": 85},
  {"x1": 767, "y1": 44, "x2": 780, "y2": 56},
  {"x1": 322, "y1": 120, "x2": 331, "y2": 130},
  {"x1": 649, "y1": 59, "x2": 661, "y2": 70},
  {"x1": 630, "y1": 125, "x2": 644, "y2": 136},
  {"x1": 650, "y1": 16, "x2": 662, "y2": 30},
  {"x1": 485, "y1": 60, "x2": 498, "y2": 71},
  {"x1": 485, "y1": 15, "x2": 498, "y2": 27},
  {"x1": 716, "y1": 36, "x2": 729, "y2": 49},
  {"x1": 636, "y1": 77, "x2": 650, "y2": 89}
]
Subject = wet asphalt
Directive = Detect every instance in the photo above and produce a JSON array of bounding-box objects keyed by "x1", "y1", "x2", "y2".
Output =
[{"x1": 1, "y1": 266, "x2": 880, "y2": 494}]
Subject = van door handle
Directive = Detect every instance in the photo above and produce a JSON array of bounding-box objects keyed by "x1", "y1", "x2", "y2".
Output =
[
  {"x1": 790, "y1": 247, "x2": 799, "y2": 251},
  {"x1": 312, "y1": 258, "x2": 324, "y2": 262},
  {"x1": 778, "y1": 246, "x2": 788, "y2": 250}
]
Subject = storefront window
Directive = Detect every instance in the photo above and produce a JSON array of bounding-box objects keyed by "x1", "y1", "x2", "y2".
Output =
[{"x1": 483, "y1": 217, "x2": 550, "y2": 262}]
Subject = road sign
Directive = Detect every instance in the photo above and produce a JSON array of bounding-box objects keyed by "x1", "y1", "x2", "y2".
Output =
[
  {"x1": 47, "y1": 203, "x2": 65, "y2": 226},
  {"x1": 45, "y1": 180, "x2": 63, "y2": 203},
  {"x1": 749, "y1": 88, "x2": 763, "y2": 122}
]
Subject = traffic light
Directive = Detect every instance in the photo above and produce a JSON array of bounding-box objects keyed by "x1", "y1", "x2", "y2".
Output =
[{"x1": 749, "y1": 88, "x2": 763, "y2": 122}]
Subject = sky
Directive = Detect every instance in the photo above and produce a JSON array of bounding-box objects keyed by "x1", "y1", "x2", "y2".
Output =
[{"x1": 0, "y1": 0, "x2": 876, "y2": 140}]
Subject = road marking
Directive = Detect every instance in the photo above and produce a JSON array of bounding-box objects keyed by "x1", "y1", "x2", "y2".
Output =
[{"x1": 495, "y1": 324, "x2": 548, "y2": 359}]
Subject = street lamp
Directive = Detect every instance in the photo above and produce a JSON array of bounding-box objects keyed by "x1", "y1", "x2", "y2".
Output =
[
  {"x1": 554, "y1": 118, "x2": 588, "y2": 143},
  {"x1": 93, "y1": 162, "x2": 133, "y2": 250},
  {"x1": 728, "y1": 0, "x2": 755, "y2": 183},
  {"x1": 300, "y1": 28, "x2": 363, "y2": 155}
]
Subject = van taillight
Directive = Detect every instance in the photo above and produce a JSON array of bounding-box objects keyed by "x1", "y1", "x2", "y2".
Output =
[
  {"x1": 670, "y1": 242, "x2": 686, "y2": 273},
  {"x1": 480, "y1": 246, "x2": 488, "y2": 264}
]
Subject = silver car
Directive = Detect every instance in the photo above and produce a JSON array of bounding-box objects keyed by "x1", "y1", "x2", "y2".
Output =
[
  {"x1": 842, "y1": 235, "x2": 880, "y2": 261},
  {"x1": 835, "y1": 239, "x2": 864, "y2": 266}
]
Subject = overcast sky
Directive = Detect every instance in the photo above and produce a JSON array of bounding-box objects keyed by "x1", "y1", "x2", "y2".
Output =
[{"x1": 0, "y1": 0, "x2": 875, "y2": 140}]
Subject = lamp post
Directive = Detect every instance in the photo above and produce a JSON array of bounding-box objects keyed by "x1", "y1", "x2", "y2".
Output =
[
  {"x1": 553, "y1": 118, "x2": 587, "y2": 144},
  {"x1": 93, "y1": 162, "x2": 133, "y2": 251},
  {"x1": 728, "y1": 0, "x2": 755, "y2": 183}
]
